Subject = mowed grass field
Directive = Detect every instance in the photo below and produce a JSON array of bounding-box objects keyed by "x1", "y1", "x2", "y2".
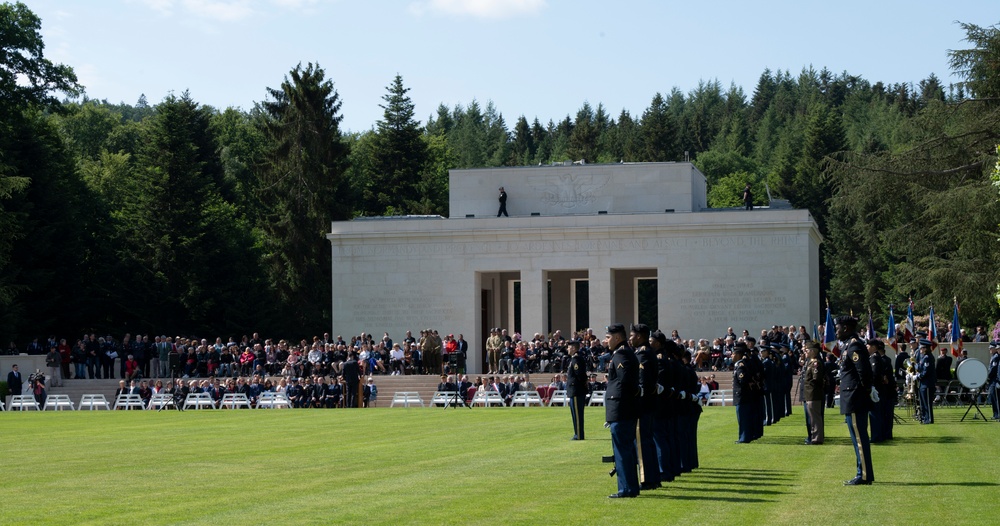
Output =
[{"x1": 1, "y1": 404, "x2": 998, "y2": 525}]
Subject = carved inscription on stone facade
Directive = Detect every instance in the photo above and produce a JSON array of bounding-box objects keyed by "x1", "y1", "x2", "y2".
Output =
[
  {"x1": 675, "y1": 282, "x2": 789, "y2": 326},
  {"x1": 333, "y1": 235, "x2": 804, "y2": 257},
  {"x1": 527, "y1": 173, "x2": 610, "y2": 209}
]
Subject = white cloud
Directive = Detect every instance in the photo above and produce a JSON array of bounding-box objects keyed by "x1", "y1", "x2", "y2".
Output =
[
  {"x1": 409, "y1": 0, "x2": 546, "y2": 19},
  {"x1": 129, "y1": 0, "x2": 258, "y2": 21},
  {"x1": 180, "y1": 0, "x2": 256, "y2": 22},
  {"x1": 133, "y1": 0, "x2": 176, "y2": 16}
]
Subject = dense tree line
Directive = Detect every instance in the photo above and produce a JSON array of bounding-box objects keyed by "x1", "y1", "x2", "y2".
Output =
[{"x1": 1, "y1": 1, "x2": 998, "y2": 342}]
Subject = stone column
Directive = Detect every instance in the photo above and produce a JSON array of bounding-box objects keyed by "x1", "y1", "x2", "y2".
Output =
[
  {"x1": 589, "y1": 269, "x2": 613, "y2": 334},
  {"x1": 549, "y1": 273, "x2": 572, "y2": 335},
  {"x1": 520, "y1": 269, "x2": 548, "y2": 339}
]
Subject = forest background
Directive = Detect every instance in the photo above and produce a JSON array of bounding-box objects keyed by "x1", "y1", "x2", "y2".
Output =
[{"x1": 2, "y1": 1, "x2": 999, "y2": 344}]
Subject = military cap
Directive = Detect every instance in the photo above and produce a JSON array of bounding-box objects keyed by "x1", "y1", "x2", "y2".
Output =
[
  {"x1": 834, "y1": 315, "x2": 859, "y2": 327},
  {"x1": 606, "y1": 323, "x2": 626, "y2": 335},
  {"x1": 918, "y1": 339, "x2": 934, "y2": 348},
  {"x1": 990, "y1": 341, "x2": 999, "y2": 348},
  {"x1": 566, "y1": 339, "x2": 582, "y2": 347}
]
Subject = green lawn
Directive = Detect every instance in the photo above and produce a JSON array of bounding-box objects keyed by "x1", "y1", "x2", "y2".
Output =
[{"x1": 1, "y1": 405, "x2": 997, "y2": 525}]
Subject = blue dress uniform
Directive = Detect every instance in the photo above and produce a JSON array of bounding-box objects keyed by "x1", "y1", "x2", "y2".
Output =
[
  {"x1": 869, "y1": 342, "x2": 895, "y2": 442},
  {"x1": 761, "y1": 349, "x2": 777, "y2": 425},
  {"x1": 605, "y1": 324, "x2": 640, "y2": 498},
  {"x1": 916, "y1": 342, "x2": 936, "y2": 424},
  {"x1": 633, "y1": 327, "x2": 660, "y2": 489},
  {"x1": 732, "y1": 344, "x2": 753, "y2": 443},
  {"x1": 566, "y1": 341, "x2": 589, "y2": 440},
  {"x1": 988, "y1": 343, "x2": 1000, "y2": 420},
  {"x1": 651, "y1": 334, "x2": 680, "y2": 482},
  {"x1": 839, "y1": 333, "x2": 874, "y2": 485},
  {"x1": 679, "y1": 357, "x2": 701, "y2": 471},
  {"x1": 780, "y1": 346, "x2": 794, "y2": 417}
]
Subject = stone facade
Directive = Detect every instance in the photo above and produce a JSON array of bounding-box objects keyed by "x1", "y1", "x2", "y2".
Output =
[{"x1": 328, "y1": 162, "x2": 820, "y2": 373}]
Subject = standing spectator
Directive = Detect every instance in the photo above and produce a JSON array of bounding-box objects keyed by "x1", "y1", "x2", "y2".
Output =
[
  {"x1": 58, "y1": 339, "x2": 72, "y2": 381},
  {"x1": 497, "y1": 186, "x2": 508, "y2": 217},
  {"x1": 45, "y1": 345, "x2": 63, "y2": 387},
  {"x1": 935, "y1": 348, "x2": 953, "y2": 382},
  {"x1": 30, "y1": 372, "x2": 46, "y2": 409},
  {"x1": 71, "y1": 340, "x2": 87, "y2": 379},
  {"x1": 6, "y1": 364, "x2": 23, "y2": 408},
  {"x1": 742, "y1": 183, "x2": 753, "y2": 210},
  {"x1": 342, "y1": 351, "x2": 360, "y2": 408}
]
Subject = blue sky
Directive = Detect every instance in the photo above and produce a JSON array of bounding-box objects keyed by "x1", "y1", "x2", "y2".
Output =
[{"x1": 29, "y1": 0, "x2": 997, "y2": 132}]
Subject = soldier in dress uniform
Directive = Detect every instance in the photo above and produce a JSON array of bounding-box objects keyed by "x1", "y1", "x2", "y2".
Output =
[
  {"x1": 760, "y1": 345, "x2": 777, "y2": 425},
  {"x1": 677, "y1": 345, "x2": 702, "y2": 472},
  {"x1": 630, "y1": 324, "x2": 660, "y2": 490},
  {"x1": 836, "y1": 316, "x2": 874, "y2": 485},
  {"x1": 650, "y1": 331, "x2": 679, "y2": 483},
  {"x1": 744, "y1": 337, "x2": 765, "y2": 441},
  {"x1": 916, "y1": 339, "x2": 936, "y2": 424},
  {"x1": 868, "y1": 339, "x2": 896, "y2": 442},
  {"x1": 605, "y1": 323, "x2": 640, "y2": 498},
  {"x1": 987, "y1": 342, "x2": 999, "y2": 420},
  {"x1": 566, "y1": 339, "x2": 589, "y2": 440},
  {"x1": 802, "y1": 343, "x2": 826, "y2": 444},
  {"x1": 732, "y1": 343, "x2": 754, "y2": 443}
]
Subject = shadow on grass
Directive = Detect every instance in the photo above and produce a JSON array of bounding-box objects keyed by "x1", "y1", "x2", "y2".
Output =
[
  {"x1": 641, "y1": 494, "x2": 776, "y2": 503},
  {"x1": 675, "y1": 485, "x2": 786, "y2": 496},
  {"x1": 878, "y1": 481, "x2": 999, "y2": 487},
  {"x1": 696, "y1": 467, "x2": 789, "y2": 474},
  {"x1": 878, "y1": 436, "x2": 966, "y2": 444},
  {"x1": 748, "y1": 436, "x2": 854, "y2": 446}
]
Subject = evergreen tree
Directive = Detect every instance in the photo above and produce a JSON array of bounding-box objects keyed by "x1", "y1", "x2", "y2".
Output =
[
  {"x1": 367, "y1": 74, "x2": 428, "y2": 215},
  {"x1": 639, "y1": 93, "x2": 678, "y2": 161},
  {"x1": 257, "y1": 63, "x2": 351, "y2": 329}
]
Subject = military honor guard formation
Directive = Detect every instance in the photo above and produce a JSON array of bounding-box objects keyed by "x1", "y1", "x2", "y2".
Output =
[{"x1": 600, "y1": 323, "x2": 703, "y2": 499}]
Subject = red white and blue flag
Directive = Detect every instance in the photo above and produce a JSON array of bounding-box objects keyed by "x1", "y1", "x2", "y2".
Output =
[
  {"x1": 886, "y1": 305, "x2": 898, "y2": 351},
  {"x1": 823, "y1": 305, "x2": 839, "y2": 357},
  {"x1": 927, "y1": 305, "x2": 938, "y2": 349},
  {"x1": 865, "y1": 309, "x2": 877, "y2": 340},
  {"x1": 951, "y1": 301, "x2": 963, "y2": 357},
  {"x1": 901, "y1": 299, "x2": 915, "y2": 343}
]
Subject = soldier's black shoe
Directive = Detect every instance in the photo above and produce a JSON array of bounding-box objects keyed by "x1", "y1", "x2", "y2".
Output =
[
  {"x1": 640, "y1": 482, "x2": 660, "y2": 491},
  {"x1": 607, "y1": 493, "x2": 637, "y2": 498},
  {"x1": 843, "y1": 477, "x2": 872, "y2": 486}
]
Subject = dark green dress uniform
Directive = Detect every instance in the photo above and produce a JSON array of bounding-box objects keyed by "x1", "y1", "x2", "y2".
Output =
[
  {"x1": 839, "y1": 333, "x2": 874, "y2": 485},
  {"x1": 566, "y1": 342, "x2": 588, "y2": 440}
]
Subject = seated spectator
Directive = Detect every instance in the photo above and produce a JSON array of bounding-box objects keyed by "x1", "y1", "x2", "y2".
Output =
[
  {"x1": 125, "y1": 354, "x2": 141, "y2": 381},
  {"x1": 390, "y1": 343, "x2": 404, "y2": 375},
  {"x1": 696, "y1": 377, "x2": 711, "y2": 405}
]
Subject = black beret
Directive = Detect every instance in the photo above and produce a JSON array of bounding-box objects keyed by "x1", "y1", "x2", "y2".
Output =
[
  {"x1": 606, "y1": 323, "x2": 626, "y2": 335},
  {"x1": 651, "y1": 330, "x2": 668, "y2": 345},
  {"x1": 834, "y1": 315, "x2": 859, "y2": 327},
  {"x1": 630, "y1": 323, "x2": 650, "y2": 336},
  {"x1": 566, "y1": 339, "x2": 581, "y2": 347},
  {"x1": 867, "y1": 339, "x2": 885, "y2": 350}
]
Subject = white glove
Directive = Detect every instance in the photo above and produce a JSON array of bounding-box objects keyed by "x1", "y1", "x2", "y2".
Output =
[
  {"x1": 657, "y1": 384, "x2": 664, "y2": 394},
  {"x1": 870, "y1": 386, "x2": 880, "y2": 403},
  {"x1": 604, "y1": 421, "x2": 611, "y2": 429},
  {"x1": 679, "y1": 390, "x2": 686, "y2": 400}
]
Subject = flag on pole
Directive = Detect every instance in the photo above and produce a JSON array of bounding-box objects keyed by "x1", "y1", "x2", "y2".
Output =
[
  {"x1": 865, "y1": 308, "x2": 877, "y2": 340},
  {"x1": 887, "y1": 305, "x2": 897, "y2": 351},
  {"x1": 951, "y1": 300, "x2": 963, "y2": 357},
  {"x1": 927, "y1": 305, "x2": 938, "y2": 349},
  {"x1": 822, "y1": 305, "x2": 839, "y2": 357},
  {"x1": 902, "y1": 299, "x2": 915, "y2": 343}
]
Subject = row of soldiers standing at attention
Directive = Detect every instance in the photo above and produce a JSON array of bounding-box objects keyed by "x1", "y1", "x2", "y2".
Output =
[
  {"x1": 601, "y1": 323, "x2": 704, "y2": 499},
  {"x1": 735, "y1": 316, "x2": 884, "y2": 485},
  {"x1": 731, "y1": 337, "x2": 796, "y2": 443}
]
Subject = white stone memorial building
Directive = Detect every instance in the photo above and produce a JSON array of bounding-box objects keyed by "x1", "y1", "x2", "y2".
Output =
[{"x1": 328, "y1": 162, "x2": 821, "y2": 373}]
